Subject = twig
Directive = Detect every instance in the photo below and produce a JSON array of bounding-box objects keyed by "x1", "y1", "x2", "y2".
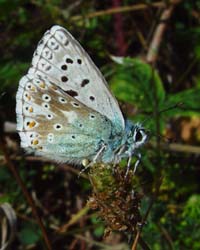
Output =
[
  {"x1": 132, "y1": 69, "x2": 163, "y2": 250},
  {"x1": 157, "y1": 222, "x2": 174, "y2": 249},
  {"x1": 3, "y1": 122, "x2": 16, "y2": 133},
  {"x1": 132, "y1": 176, "x2": 163, "y2": 250},
  {"x1": 175, "y1": 57, "x2": 198, "y2": 85},
  {"x1": 146, "y1": 0, "x2": 182, "y2": 64},
  {"x1": 0, "y1": 137, "x2": 52, "y2": 250},
  {"x1": 159, "y1": 142, "x2": 200, "y2": 154},
  {"x1": 132, "y1": 2, "x2": 183, "y2": 248},
  {"x1": 1, "y1": 141, "x2": 200, "y2": 167},
  {"x1": 58, "y1": 204, "x2": 89, "y2": 233},
  {"x1": 71, "y1": 2, "x2": 165, "y2": 21},
  {"x1": 112, "y1": 0, "x2": 127, "y2": 56}
]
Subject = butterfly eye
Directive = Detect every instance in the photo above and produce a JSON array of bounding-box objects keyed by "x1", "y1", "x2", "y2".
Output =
[{"x1": 135, "y1": 130, "x2": 144, "y2": 142}]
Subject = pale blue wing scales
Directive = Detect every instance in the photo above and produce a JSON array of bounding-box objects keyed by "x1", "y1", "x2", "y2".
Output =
[
  {"x1": 36, "y1": 133, "x2": 101, "y2": 163},
  {"x1": 28, "y1": 25, "x2": 125, "y2": 133}
]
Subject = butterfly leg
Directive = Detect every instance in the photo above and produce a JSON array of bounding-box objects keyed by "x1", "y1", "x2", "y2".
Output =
[
  {"x1": 125, "y1": 152, "x2": 141, "y2": 178},
  {"x1": 79, "y1": 144, "x2": 107, "y2": 177},
  {"x1": 133, "y1": 152, "x2": 141, "y2": 174},
  {"x1": 125, "y1": 153, "x2": 132, "y2": 178},
  {"x1": 113, "y1": 144, "x2": 126, "y2": 166},
  {"x1": 92, "y1": 144, "x2": 107, "y2": 163},
  {"x1": 112, "y1": 144, "x2": 126, "y2": 174}
]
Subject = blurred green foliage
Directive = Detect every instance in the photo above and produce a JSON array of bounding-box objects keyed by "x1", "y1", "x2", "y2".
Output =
[
  {"x1": 110, "y1": 57, "x2": 200, "y2": 129},
  {"x1": 0, "y1": 0, "x2": 200, "y2": 249},
  {"x1": 18, "y1": 221, "x2": 41, "y2": 246}
]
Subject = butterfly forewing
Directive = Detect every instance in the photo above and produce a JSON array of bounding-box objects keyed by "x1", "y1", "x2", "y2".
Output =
[{"x1": 28, "y1": 25, "x2": 124, "y2": 133}]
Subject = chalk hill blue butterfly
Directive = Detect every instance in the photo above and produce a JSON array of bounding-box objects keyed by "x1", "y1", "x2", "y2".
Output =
[{"x1": 16, "y1": 25, "x2": 147, "y2": 170}]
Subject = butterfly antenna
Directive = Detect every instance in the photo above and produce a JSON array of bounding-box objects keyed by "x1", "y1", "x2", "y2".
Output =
[
  {"x1": 138, "y1": 102, "x2": 183, "y2": 143},
  {"x1": 158, "y1": 102, "x2": 184, "y2": 114},
  {"x1": 148, "y1": 129, "x2": 174, "y2": 143},
  {"x1": 139, "y1": 102, "x2": 184, "y2": 126}
]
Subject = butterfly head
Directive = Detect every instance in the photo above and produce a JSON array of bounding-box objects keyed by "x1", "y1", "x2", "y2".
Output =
[{"x1": 125, "y1": 120, "x2": 148, "y2": 151}]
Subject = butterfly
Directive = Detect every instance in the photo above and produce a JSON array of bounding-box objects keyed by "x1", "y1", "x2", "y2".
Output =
[{"x1": 16, "y1": 25, "x2": 147, "y2": 172}]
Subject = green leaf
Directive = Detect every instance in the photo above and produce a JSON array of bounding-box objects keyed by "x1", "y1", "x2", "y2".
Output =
[
  {"x1": 91, "y1": 215, "x2": 104, "y2": 237},
  {"x1": 0, "y1": 62, "x2": 28, "y2": 90},
  {"x1": 182, "y1": 194, "x2": 200, "y2": 220},
  {"x1": 18, "y1": 223, "x2": 41, "y2": 245},
  {"x1": 164, "y1": 87, "x2": 200, "y2": 117},
  {"x1": 110, "y1": 57, "x2": 166, "y2": 112}
]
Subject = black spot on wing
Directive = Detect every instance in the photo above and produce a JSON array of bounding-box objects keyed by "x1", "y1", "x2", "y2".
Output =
[
  {"x1": 81, "y1": 79, "x2": 89, "y2": 87},
  {"x1": 66, "y1": 58, "x2": 73, "y2": 64},
  {"x1": 61, "y1": 65, "x2": 67, "y2": 70},
  {"x1": 61, "y1": 76, "x2": 68, "y2": 82},
  {"x1": 65, "y1": 90, "x2": 78, "y2": 97},
  {"x1": 89, "y1": 96, "x2": 95, "y2": 101},
  {"x1": 77, "y1": 59, "x2": 82, "y2": 64}
]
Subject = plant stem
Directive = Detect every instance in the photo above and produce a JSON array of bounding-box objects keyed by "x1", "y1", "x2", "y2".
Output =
[
  {"x1": 71, "y1": 2, "x2": 165, "y2": 21},
  {"x1": 0, "y1": 137, "x2": 52, "y2": 250}
]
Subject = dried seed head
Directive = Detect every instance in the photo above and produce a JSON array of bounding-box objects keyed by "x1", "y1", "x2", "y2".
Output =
[{"x1": 88, "y1": 163, "x2": 143, "y2": 236}]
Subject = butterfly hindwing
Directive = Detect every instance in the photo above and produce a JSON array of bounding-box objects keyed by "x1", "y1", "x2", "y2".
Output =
[{"x1": 16, "y1": 74, "x2": 113, "y2": 163}]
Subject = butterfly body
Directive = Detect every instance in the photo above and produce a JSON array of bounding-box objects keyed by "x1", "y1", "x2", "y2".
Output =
[{"x1": 16, "y1": 25, "x2": 147, "y2": 167}]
